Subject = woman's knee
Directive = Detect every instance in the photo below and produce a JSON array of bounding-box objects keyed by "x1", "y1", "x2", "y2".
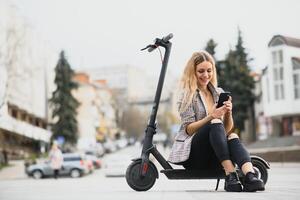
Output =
[
  {"x1": 209, "y1": 123, "x2": 227, "y2": 141},
  {"x1": 210, "y1": 118, "x2": 223, "y2": 124},
  {"x1": 227, "y1": 133, "x2": 239, "y2": 141}
]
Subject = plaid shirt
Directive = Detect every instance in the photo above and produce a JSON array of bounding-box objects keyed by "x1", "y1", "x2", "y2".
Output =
[{"x1": 168, "y1": 83, "x2": 224, "y2": 164}]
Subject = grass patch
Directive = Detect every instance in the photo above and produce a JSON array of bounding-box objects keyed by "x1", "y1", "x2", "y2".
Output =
[{"x1": 0, "y1": 163, "x2": 13, "y2": 171}]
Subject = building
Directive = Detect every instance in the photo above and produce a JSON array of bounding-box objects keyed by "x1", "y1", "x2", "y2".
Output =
[
  {"x1": 0, "y1": 2, "x2": 54, "y2": 159},
  {"x1": 87, "y1": 65, "x2": 146, "y2": 102},
  {"x1": 73, "y1": 73, "x2": 118, "y2": 151},
  {"x1": 260, "y1": 35, "x2": 300, "y2": 137}
]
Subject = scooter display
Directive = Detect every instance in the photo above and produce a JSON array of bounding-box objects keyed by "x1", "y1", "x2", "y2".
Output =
[{"x1": 125, "y1": 34, "x2": 270, "y2": 191}]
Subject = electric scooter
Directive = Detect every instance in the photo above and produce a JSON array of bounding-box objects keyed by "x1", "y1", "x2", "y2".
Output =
[{"x1": 125, "y1": 33, "x2": 270, "y2": 191}]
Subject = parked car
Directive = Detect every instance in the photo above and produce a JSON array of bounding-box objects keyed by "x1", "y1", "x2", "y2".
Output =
[
  {"x1": 103, "y1": 139, "x2": 117, "y2": 153},
  {"x1": 25, "y1": 153, "x2": 90, "y2": 179},
  {"x1": 116, "y1": 138, "x2": 128, "y2": 149}
]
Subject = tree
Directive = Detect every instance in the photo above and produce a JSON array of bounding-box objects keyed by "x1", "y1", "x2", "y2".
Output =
[
  {"x1": 204, "y1": 39, "x2": 225, "y2": 80},
  {"x1": 49, "y1": 51, "x2": 79, "y2": 147},
  {"x1": 221, "y1": 29, "x2": 255, "y2": 133},
  {"x1": 205, "y1": 39, "x2": 217, "y2": 59},
  {"x1": 120, "y1": 106, "x2": 148, "y2": 139}
]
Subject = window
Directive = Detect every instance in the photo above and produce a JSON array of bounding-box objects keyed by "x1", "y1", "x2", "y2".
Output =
[
  {"x1": 273, "y1": 68, "x2": 278, "y2": 81},
  {"x1": 266, "y1": 78, "x2": 270, "y2": 102},
  {"x1": 272, "y1": 51, "x2": 277, "y2": 64},
  {"x1": 293, "y1": 59, "x2": 300, "y2": 99},
  {"x1": 63, "y1": 156, "x2": 81, "y2": 162},
  {"x1": 274, "y1": 83, "x2": 285, "y2": 100},
  {"x1": 279, "y1": 50, "x2": 283, "y2": 64},
  {"x1": 293, "y1": 59, "x2": 300, "y2": 70},
  {"x1": 280, "y1": 83, "x2": 285, "y2": 99},
  {"x1": 294, "y1": 74, "x2": 300, "y2": 99},
  {"x1": 274, "y1": 84, "x2": 279, "y2": 100},
  {"x1": 272, "y1": 50, "x2": 285, "y2": 100},
  {"x1": 279, "y1": 67, "x2": 284, "y2": 80}
]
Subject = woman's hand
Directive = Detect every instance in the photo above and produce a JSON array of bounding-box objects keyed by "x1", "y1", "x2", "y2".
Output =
[
  {"x1": 224, "y1": 96, "x2": 232, "y2": 114},
  {"x1": 210, "y1": 104, "x2": 227, "y2": 119}
]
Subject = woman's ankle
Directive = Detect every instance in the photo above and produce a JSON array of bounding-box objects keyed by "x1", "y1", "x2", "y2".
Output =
[
  {"x1": 222, "y1": 160, "x2": 236, "y2": 175},
  {"x1": 241, "y1": 162, "x2": 255, "y2": 175}
]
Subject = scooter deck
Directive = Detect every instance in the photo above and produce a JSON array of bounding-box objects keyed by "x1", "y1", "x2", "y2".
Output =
[{"x1": 161, "y1": 169, "x2": 226, "y2": 179}]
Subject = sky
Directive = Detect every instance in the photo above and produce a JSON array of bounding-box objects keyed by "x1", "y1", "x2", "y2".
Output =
[{"x1": 9, "y1": 0, "x2": 300, "y2": 78}]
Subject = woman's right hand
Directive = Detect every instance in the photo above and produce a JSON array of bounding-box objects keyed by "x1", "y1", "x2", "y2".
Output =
[{"x1": 210, "y1": 104, "x2": 227, "y2": 119}]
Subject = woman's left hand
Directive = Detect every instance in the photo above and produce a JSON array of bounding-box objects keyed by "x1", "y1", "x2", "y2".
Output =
[{"x1": 224, "y1": 96, "x2": 232, "y2": 114}]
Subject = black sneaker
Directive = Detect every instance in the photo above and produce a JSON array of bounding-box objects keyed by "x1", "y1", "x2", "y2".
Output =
[
  {"x1": 243, "y1": 172, "x2": 265, "y2": 192},
  {"x1": 224, "y1": 172, "x2": 243, "y2": 192}
]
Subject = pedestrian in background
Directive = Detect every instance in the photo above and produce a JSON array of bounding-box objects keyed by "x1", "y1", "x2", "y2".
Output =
[{"x1": 49, "y1": 142, "x2": 63, "y2": 179}]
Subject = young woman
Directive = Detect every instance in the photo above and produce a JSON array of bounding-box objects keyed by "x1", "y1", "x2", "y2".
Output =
[{"x1": 168, "y1": 51, "x2": 264, "y2": 192}]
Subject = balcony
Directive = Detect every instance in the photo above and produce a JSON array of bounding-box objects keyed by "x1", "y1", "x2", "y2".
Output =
[{"x1": 0, "y1": 115, "x2": 51, "y2": 142}]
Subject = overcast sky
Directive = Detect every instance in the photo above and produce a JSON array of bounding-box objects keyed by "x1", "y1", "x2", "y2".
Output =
[{"x1": 10, "y1": 0, "x2": 300, "y2": 77}]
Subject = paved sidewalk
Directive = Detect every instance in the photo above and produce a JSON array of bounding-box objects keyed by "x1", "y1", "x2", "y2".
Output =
[
  {"x1": 246, "y1": 136, "x2": 300, "y2": 162},
  {"x1": 1, "y1": 155, "x2": 300, "y2": 200},
  {"x1": 0, "y1": 160, "x2": 27, "y2": 180},
  {"x1": 1, "y1": 143, "x2": 299, "y2": 181}
]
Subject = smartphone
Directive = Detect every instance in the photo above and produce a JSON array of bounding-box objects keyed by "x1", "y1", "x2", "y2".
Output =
[{"x1": 217, "y1": 92, "x2": 231, "y2": 108}]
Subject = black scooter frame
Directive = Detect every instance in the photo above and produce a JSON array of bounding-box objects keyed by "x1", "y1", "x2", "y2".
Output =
[{"x1": 139, "y1": 34, "x2": 173, "y2": 177}]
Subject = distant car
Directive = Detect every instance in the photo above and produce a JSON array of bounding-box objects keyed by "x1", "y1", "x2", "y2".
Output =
[
  {"x1": 84, "y1": 143, "x2": 105, "y2": 158},
  {"x1": 103, "y1": 139, "x2": 117, "y2": 153},
  {"x1": 25, "y1": 153, "x2": 90, "y2": 179},
  {"x1": 116, "y1": 138, "x2": 128, "y2": 149}
]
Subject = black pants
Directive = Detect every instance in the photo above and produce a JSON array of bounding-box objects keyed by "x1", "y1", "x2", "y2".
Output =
[
  {"x1": 182, "y1": 123, "x2": 251, "y2": 170},
  {"x1": 54, "y1": 169, "x2": 59, "y2": 179}
]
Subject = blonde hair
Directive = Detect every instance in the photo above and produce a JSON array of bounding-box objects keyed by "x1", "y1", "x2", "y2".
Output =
[{"x1": 178, "y1": 50, "x2": 218, "y2": 112}]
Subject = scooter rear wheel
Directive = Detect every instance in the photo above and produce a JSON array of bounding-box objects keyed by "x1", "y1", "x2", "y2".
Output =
[{"x1": 126, "y1": 160, "x2": 157, "y2": 191}]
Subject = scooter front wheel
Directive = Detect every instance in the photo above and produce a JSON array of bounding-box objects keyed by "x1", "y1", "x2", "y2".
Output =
[
  {"x1": 252, "y1": 159, "x2": 268, "y2": 184},
  {"x1": 126, "y1": 160, "x2": 157, "y2": 191}
]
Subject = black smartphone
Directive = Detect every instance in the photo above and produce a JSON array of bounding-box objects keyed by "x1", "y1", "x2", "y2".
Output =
[{"x1": 217, "y1": 92, "x2": 231, "y2": 108}]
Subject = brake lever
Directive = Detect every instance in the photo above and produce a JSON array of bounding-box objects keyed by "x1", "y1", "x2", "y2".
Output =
[{"x1": 141, "y1": 44, "x2": 156, "y2": 51}]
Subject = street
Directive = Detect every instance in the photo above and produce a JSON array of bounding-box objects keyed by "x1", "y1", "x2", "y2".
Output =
[{"x1": 0, "y1": 145, "x2": 300, "y2": 200}]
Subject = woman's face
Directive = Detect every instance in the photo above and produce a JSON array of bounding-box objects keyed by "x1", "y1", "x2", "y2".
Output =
[{"x1": 195, "y1": 61, "x2": 213, "y2": 88}]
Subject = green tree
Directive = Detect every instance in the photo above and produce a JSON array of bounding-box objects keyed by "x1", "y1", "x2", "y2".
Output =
[
  {"x1": 120, "y1": 106, "x2": 147, "y2": 139},
  {"x1": 221, "y1": 29, "x2": 255, "y2": 133},
  {"x1": 205, "y1": 39, "x2": 217, "y2": 59},
  {"x1": 49, "y1": 51, "x2": 79, "y2": 147},
  {"x1": 204, "y1": 39, "x2": 225, "y2": 82}
]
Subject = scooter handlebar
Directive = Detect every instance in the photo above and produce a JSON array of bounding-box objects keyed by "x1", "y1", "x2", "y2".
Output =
[
  {"x1": 147, "y1": 33, "x2": 173, "y2": 52},
  {"x1": 148, "y1": 45, "x2": 156, "y2": 52},
  {"x1": 162, "y1": 33, "x2": 173, "y2": 42}
]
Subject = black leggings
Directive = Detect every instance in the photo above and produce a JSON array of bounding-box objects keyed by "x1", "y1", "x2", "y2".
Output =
[
  {"x1": 54, "y1": 169, "x2": 59, "y2": 179},
  {"x1": 182, "y1": 123, "x2": 251, "y2": 170}
]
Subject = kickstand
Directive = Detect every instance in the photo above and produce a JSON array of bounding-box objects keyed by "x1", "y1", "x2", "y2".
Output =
[{"x1": 215, "y1": 179, "x2": 220, "y2": 191}]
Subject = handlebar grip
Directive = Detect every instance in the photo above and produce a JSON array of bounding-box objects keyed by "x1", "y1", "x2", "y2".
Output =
[
  {"x1": 148, "y1": 46, "x2": 156, "y2": 52},
  {"x1": 162, "y1": 33, "x2": 173, "y2": 42}
]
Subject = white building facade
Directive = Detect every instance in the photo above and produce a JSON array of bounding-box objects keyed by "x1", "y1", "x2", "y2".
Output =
[
  {"x1": 261, "y1": 35, "x2": 300, "y2": 137},
  {"x1": 73, "y1": 73, "x2": 118, "y2": 151},
  {"x1": 0, "y1": 2, "x2": 54, "y2": 158}
]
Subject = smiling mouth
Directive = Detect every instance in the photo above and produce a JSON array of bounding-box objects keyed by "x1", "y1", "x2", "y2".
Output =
[{"x1": 200, "y1": 78, "x2": 209, "y2": 82}]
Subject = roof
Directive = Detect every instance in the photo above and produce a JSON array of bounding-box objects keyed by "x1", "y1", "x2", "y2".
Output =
[{"x1": 268, "y1": 35, "x2": 300, "y2": 48}]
